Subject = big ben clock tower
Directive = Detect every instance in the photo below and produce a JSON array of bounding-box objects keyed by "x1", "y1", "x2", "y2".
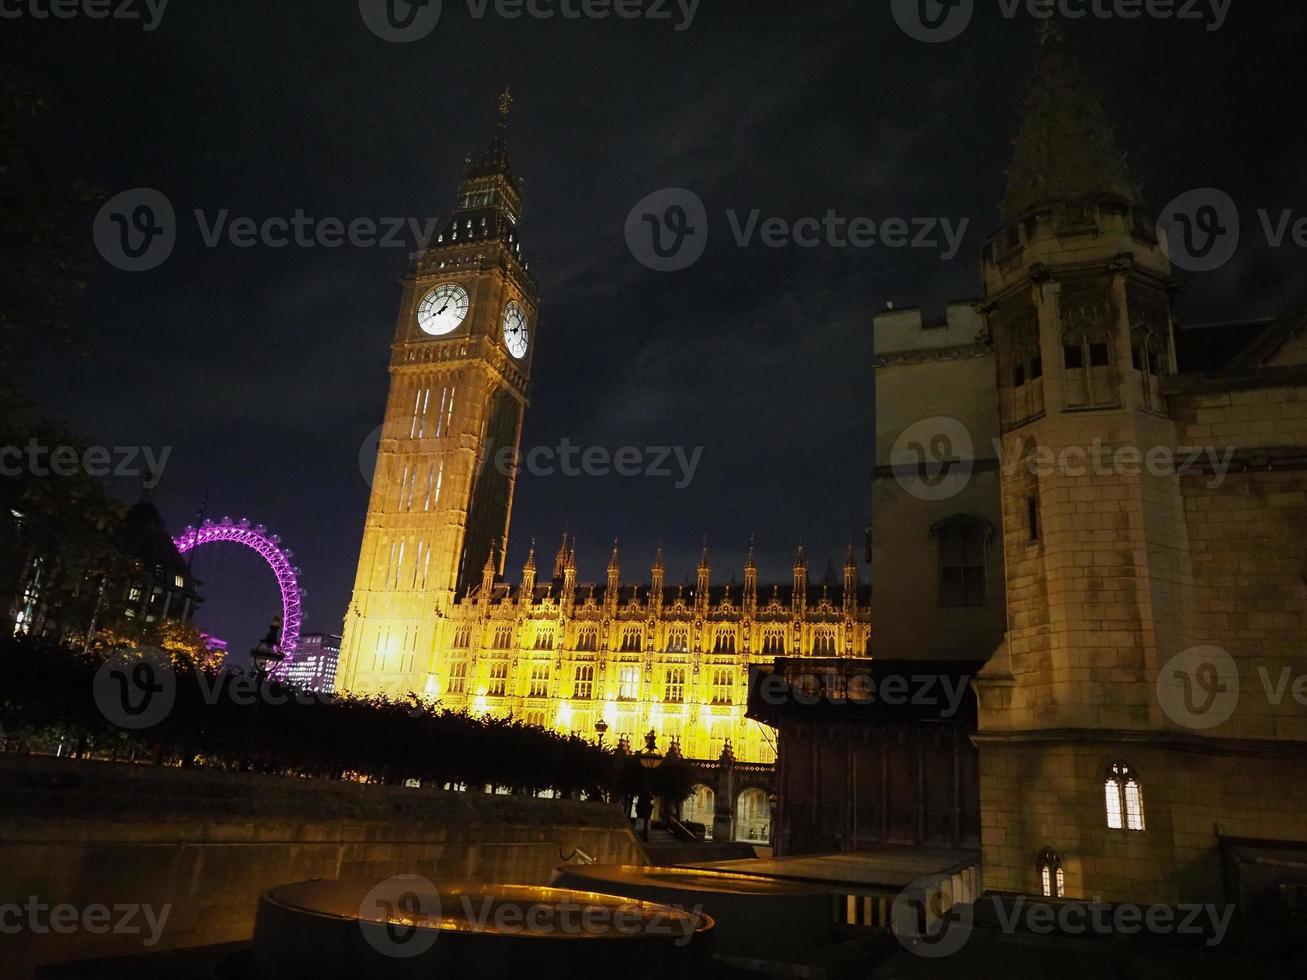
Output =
[{"x1": 337, "y1": 88, "x2": 537, "y2": 696}]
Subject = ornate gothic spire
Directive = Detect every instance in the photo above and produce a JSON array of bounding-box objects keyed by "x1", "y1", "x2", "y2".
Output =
[
  {"x1": 1001, "y1": 21, "x2": 1140, "y2": 223},
  {"x1": 465, "y1": 84, "x2": 518, "y2": 187},
  {"x1": 552, "y1": 531, "x2": 569, "y2": 579}
]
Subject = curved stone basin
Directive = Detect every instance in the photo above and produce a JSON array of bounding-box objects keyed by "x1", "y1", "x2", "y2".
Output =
[
  {"x1": 550, "y1": 864, "x2": 832, "y2": 960},
  {"x1": 252, "y1": 877, "x2": 713, "y2": 980}
]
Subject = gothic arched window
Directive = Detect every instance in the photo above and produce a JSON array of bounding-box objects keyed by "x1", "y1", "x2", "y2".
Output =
[
  {"x1": 1104, "y1": 761, "x2": 1145, "y2": 831},
  {"x1": 1060, "y1": 288, "x2": 1118, "y2": 408},
  {"x1": 1131, "y1": 324, "x2": 1166, "y2": 411},
  {"x1": 1037, "y1": 847, "x2": 1065, "y2": 898},
  {"x1": 666, "y1": 627, "x2": 689, "y2": 653},
  {"x1": 1003, "y1": 311, "x2": 1044, "y2": 426}
]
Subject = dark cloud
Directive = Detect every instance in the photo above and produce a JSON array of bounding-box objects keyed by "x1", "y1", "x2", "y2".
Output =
[{"x1": 8, "y1": 0, "x2": 1305, "y2": 653}]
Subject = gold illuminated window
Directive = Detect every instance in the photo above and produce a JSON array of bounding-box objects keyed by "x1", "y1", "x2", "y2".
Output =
[
  {"x1": 713, "y1": 630, "x2": 736, "y2": 654},
  {"x1": 493, "y1": 626, "x2": 512, "y2": 650},
  {"x1": 665, "y1": 667, "x2": 685, "y2": 703},
  {"x1": 620, "y1": 627, "x2": 643, "y2": 652},
  {"x1": 448, "y1": 661, "x2": 467, "y2": 695},
  {"x1": 711, "y1": 668, "x2": 733, "y2": 705},
  {"x1": 528, "y1": 664, "x2": 550, "y2": 697},
  {"x1": 487, "y1": 662, "x2": 508, "y2": 697},
  {"x1": 666, "y1": 627, "x2": 689, "y2": 653},
  {"x1": 1037, "y1": 847, "x2": 1065, "y2": 898},
  {"x1": 761, "y1": 629, "x2": 785, "y2": 655},
  {"x1": 533, "y1": 628, "x2": 554, "y2": 650},
  {"x1": 1104, "y1": 761, "x2": 1145, "y2": 831},
  {"x1": 811, "y1": 631, "x2": 836, "y2": 656},
  {"x1": 576, "y1": 627, "x2": 598, "y2": 652},
  {"x1": 618, "y1": 666, "x2": 640, "y2": 700},
  {"x1": 573, "y1": 664, "x2": 594, "y2": 700}
]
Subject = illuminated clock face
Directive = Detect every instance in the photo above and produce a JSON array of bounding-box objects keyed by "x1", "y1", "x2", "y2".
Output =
[
  {"x1": 502, "y1": 302, "x2": 529, "y2": 359},
  {"x1": 416, "y1": 283, "x2": 469, "y2": 336}
]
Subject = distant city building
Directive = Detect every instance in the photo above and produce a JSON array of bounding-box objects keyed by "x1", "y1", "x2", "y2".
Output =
[
  {"x1": 284, "y1": 632, "x2": 341, "y2": 692},
  {"x1": 8, "y1": 498, "x2": 197, "y2": 641}
]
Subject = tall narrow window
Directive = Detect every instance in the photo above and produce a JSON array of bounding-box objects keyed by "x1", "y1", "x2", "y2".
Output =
[
  {"x1": 573, "y1": 664, "x2": 594, "y2": 700},
  {"x1": 713, "y1": 630, "x2": 736, "y2": 654},
  {"x1": 620, "y1": 627, "x2": 643, "y2": 652},
  {"x1": 933, "y1": 515, "x2": 990, "y2": 607},
  {"x1": 487, "y1": 662, "x2": 508, "y2": 697},
  {"x1": 1027, "y1": 495, "x2": 1040, "y2": 543},
  {"x1": 618, "y1": 666, "x2": 640, "y2": 700},
  {"x1": 666, "y1": 627, "x2": 689, "y2": 653},
  {"x1": 1104, "y1": 761, "x2": 1145, "y2": 831},
  {"x1": 711, "y1": 668, "x2": 733, "y2": 705},
  {"x1": 576, "y1": 628, "x2": 598, "y2": 652},
  {"x1": 529, "y1": 664, "x2": 550, "y2": 698},
  {"x1": 1037, "y1": 848, "x2": 1065, "y2": 898},
  {"x1": 665, "y1": 667, "x2": 686, "y2": 703},
  {"x1": 448, "y1": 660, "x2": 467, "y2": 695}
]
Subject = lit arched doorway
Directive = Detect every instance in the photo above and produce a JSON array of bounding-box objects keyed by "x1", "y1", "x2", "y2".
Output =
[
  {"x1": 682, "y1": 784, "x2": 715, "y2": 839},
  {"x1": 735, "y1": 787, "x2": 769, "y2": 842}
]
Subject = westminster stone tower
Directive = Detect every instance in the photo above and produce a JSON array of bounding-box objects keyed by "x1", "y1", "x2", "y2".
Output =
[
  {"x1": 337, "y1": 89, "x2": 538, "y2": 696},
  {"x1": 973, "y1": 23, "x2": 1206, "y2": 900}
]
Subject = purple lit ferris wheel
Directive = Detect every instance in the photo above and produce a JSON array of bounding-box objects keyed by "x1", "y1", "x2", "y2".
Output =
[{"x1": 174, "y1": 517, "x2": 304, "y2": 667}]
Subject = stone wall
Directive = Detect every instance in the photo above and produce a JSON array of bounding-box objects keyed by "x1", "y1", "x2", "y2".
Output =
[
  {"x1": 977, "y1": 739, "x2": 1307, "y2": 905},
  {"x1": 0, "y1": 756, "x2": 644, "y2": 976}
]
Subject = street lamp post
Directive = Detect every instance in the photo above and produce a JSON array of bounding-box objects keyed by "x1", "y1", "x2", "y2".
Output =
[
  {"x1": 636, "y1": 729, "x2": 663, "y2": 842},
  {"x1": 245, "y1": 618, "x2": 284, "y2": 771},
  {"x1": 594, "y1": 717, "x2": 608, "y2": 750}
]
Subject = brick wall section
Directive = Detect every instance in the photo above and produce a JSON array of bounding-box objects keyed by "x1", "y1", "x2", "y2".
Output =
[
  {"x1": 0, "y1": 757, "x2": 644, "y2": 975},
  {"x1": 1171, "y1": 385, "x2": 1307, "y2": 743}
]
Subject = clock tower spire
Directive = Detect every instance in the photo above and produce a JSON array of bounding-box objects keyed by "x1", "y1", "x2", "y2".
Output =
[{"x1": 337, "y1": 89, "x2": 539, "y2": 697}]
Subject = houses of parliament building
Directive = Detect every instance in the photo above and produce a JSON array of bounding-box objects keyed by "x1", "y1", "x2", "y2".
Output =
[{"x1": 334, "y1": 89, "x2": 871, "y2": 789}]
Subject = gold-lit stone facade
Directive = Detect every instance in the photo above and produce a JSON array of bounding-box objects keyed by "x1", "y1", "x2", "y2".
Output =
[
  {"x1": 338, "y1": 91, "x2": 534, "y2": 696},
  {"x1": 429, "y1": 541, "x2": 870, "y2": 764},
  {"x1": 336, "y1": 93, "x2": 872, "y2": 765}
]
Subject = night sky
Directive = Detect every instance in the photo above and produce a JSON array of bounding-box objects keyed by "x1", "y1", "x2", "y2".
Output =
[{"x1": 7, "y1": 0, "x2": 1305, "y2": 660}]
